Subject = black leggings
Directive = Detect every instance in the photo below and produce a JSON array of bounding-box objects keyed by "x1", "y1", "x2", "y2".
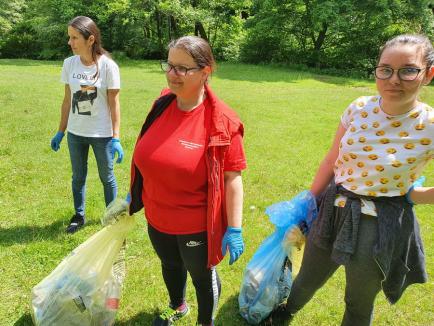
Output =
[{"x1": 148, "y1": 224, "x2": 221, "y2": 324}]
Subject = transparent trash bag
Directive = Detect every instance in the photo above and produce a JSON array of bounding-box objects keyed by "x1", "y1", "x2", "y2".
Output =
[
  {"x1": 239, "y1": 191, "x2": 317, "y2": 325},
  {"x1": 31, "y1": 198, "x2": 134, "y2": 326}
]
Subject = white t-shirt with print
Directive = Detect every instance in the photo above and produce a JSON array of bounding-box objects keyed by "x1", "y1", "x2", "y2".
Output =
[
  {"x1": 61, "y1": 54, "x2": 120, "y2": 137},
  {"x1": 334, "y1": 95, "x2": 433, "y2": 216}
]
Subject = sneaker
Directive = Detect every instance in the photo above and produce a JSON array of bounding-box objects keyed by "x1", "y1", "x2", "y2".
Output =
[
  {"x1": 66, "y1": 214, "x2": 85, "y2": 234},
  {"x1": 152, "y1": 302, "x2": 190, "y2": 326}
]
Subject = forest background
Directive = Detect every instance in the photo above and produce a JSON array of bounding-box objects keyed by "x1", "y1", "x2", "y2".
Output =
[{"x1": 1, "y1": 0, "x2": 433, "y2": 76}]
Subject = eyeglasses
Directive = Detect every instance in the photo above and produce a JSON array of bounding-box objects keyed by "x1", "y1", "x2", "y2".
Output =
[
  {"x1": 160, "y1": 61, "x2": 202, "y2": 76},
  {"x1": 374, "y1": 66, "x2": 426, "y2": 81}
]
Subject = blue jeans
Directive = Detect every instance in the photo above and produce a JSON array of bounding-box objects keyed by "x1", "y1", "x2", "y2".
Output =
[{"x1": 67, "y1": 132, "x2": 117, "y2": 217}]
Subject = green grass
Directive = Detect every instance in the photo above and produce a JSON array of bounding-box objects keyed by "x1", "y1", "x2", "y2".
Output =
[{"x1": 0, "y1": 59, "x2": 433, "y2": 326}]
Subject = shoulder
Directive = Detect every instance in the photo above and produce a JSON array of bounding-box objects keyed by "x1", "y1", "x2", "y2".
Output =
[
  {"x1": 63, "y1": 55, "x2": 78, "y2": 67},
  {"x1": 344, "y1": 95, "x2": 380, "y2": 117},
  {"x1": 100, "y1": 55, "x2": 119, "y2": 70},
  {"x1": 159, "y1": 88, "x2": 172, "y2": 97},
  {"x1": 215, "y1": 98, "x2": 242, "y2": 124},
  {"x1": 350, "y1": 95, "x2": 379, "y2": 110},
  {"x1": 211, "y1": 97, "x2": 244, "y2": 136},
  {"x1": 418, "y1": 103, "x2": 434, "y2": 126}
]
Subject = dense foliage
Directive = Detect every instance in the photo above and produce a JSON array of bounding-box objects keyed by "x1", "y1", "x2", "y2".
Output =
[{"x1": 0, "y1": 0, "x2": 433, "y2": 74}]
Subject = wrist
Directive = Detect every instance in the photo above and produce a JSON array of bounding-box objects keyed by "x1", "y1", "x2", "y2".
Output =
[
  {"x1": 227, "y1": 226, "x2": 242, "y2": 232},
  {"x1": 405, "y1": 185, "x2": 415, "y2": 205},
  {"x1": 112, "y1": 138, "x2": 120, "y2": 142}
]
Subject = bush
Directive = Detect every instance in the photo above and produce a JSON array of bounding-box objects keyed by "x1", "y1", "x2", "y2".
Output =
[{"x1": 0, "y1": 21, "x2": 42, "y2": 59}]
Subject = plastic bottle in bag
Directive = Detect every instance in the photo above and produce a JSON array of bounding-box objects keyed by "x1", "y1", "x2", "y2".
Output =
[{"x1": 100, "y1": 280, "x2": 121, "y2": 326}]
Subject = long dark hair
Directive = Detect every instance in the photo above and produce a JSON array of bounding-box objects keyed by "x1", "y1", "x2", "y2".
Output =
[{"x1": 68, "y1": 16, "x2": 109, "y2": 79}]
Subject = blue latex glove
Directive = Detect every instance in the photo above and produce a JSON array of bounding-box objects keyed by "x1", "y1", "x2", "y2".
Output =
[
  {"x1": 221, "y1": 227, "x2": 244, "y2": 265},
  {"x1": 125, "y1": 192, "x2": 131, "y2": 204},
  {"x1": 406, "y1": 176, "x2": 425, "y2": 205},
  {"x1": 111, "y1": 138, "x2": 124, "y2": 163},
  {"x1": 50, "y1": 131, "x2": 65, "y2": 151}
]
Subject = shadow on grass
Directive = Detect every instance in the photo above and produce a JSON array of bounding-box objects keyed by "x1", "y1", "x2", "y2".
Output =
[
  {"x1": 214, "y1": 62, "x2": 371, "y2": 87},
  {"x1": 13, "y1": 311, "x2": 157, "y2": 326},
  {"x1": 13, "y1": 313, "x2": 33, "y2": 326},
  {"x1": 0, "y1": 58, "x2": 377, "y2": 87},
  {"x1": 0, "y1": 217, "x2": 102, "y2": 246},
  {"x1": 116, "y1": 311, "x2": 155, "y2": 325},
  {"x1": 215, "y1": 293, "x2": 249, "y2": 326}
]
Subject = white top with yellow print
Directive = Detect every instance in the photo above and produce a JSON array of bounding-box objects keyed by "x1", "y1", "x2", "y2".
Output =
[{"x1": 334, "y1": 95, "x2": 433, "y2": 216}]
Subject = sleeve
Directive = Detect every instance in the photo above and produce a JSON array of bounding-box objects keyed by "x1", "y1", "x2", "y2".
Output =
[
  {"x1": 340, "y1": 100, "x2": 357, "y2": 129},
  {"x1": 223, "y1": 132, "x2": 247, "y2": 171},
  {"x1": 60, "y1": 59, "x2": 69, "y2": 84},
  {"x1": 106, "y1": 60, "x2": 121, "y2": 89}
]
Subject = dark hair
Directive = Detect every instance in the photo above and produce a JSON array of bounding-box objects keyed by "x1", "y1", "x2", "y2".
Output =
[
  {"x1": 378, "y1": 34, "x2": 434, "y2": 68},
  {"x1": 168, "y1": 36, "x2": 216, "y2": 72},
  {"x1": 68, "y1": 16, "x2": 109, "y2": 79}
]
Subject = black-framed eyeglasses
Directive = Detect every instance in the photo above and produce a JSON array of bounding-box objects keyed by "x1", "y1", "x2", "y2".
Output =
[
  {"x1": 160, "y1": 61, "x2": 202, "y2": 76},
  {"x1": 374, "y1": 66, "x2": 426, "y2": 81}
]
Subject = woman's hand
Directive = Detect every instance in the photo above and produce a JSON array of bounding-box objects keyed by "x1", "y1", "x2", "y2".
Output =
[
  {"x1": 111, "y1": 138, "x2": 124, "y2": 163},
  {"x1": 222, "y1": 227, "x2": 244, "y2": 265},
  {"x1": 51, "y1": 131, "x2": 65, "y2": 151}
]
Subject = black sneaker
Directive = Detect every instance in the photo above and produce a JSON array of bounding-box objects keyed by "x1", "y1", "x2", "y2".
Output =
[
  {"x1": 66, "y1": 214, "x2": 85, "y2": 234},
  {"x1": 152, "y1": 302, "x2": 190, "y2": 326}
]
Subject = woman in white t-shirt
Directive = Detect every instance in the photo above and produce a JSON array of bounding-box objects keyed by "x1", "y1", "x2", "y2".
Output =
[
  {"x1": 50, "y1": 16, "x2": 124, "y2": 234},
  {"x1": 268, "y1": 34, "x2": 433, "y2": 325}
]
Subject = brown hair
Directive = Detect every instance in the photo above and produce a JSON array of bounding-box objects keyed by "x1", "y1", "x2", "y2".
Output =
[
  {"x1": 68, "y1": 16, "x2": 109, "y2": 79},
  {"x1": 378, "y1": 34, "x2": 434, "y2": 68},
  {"x1": 168, "y1": 36, "x2": 216, "y2": 72}
]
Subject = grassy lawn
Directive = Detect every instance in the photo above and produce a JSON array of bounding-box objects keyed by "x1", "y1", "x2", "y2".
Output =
[{"x1": 0, "y1": 59, "x2": 432, "y2": 326}]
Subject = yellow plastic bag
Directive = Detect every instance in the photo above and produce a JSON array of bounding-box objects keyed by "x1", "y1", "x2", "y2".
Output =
[{"x1": 31, "y1": 199, "x2": 135, "y2": 326}]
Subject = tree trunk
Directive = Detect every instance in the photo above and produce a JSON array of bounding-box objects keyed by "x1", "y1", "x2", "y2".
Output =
[
  {"x1": 314, "y1": 22, "x2": 328, "y2": 52},
  {"x1": 170, "y1": 15, "x2": 179, "y2": 39},
  {"x1": 194, "y1": 21, "x2": 209, "y2": 41},
  {"x1": 308, "y1": 22, "x2": 328, "y2": 67},
  {"x1": 167, "y1": 16, "x2": 171, "y2": 40},
  {"x1": 155, "y1": 10, "x2": 163, "y2": 53}
]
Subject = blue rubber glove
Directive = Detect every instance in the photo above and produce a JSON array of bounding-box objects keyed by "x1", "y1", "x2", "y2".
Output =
[
  {"x1": 51, "y1": 131, "x2": 65, "y2": 151},
  {"x1": 406, "y1": 176, "x2": 425, "y2": 205},
  {"x1": 111, "y1": 138, "x2": 124, "y2": 163},
  {"x1": 125, "y1": 192, "x2": 131, "y2": 204},
  {"x1": 221, "y1": 227, "x2": 244, "y2": 265}
]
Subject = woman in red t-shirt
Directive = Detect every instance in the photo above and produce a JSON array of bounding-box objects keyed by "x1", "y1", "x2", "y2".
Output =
[{"x1": 129, "y1": 36, "x2": 247, "y2": 326}]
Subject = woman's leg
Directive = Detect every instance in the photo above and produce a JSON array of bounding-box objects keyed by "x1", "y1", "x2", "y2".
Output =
[
  {"x1": 285, "y1": 236, "x2": 340, "y2": 315},
  {"x1": 147, "y1": 224, "x2": 187, "y2": 307},
  {"x1": 67, "y1": 132, "x2": 89, "y2": 217},
  {"x1": 341, "y1": 215, "x2": 382, "y2": 326},
  {"x1": 178, "y1": 231, "x2": 220, "y2": 325},
  {"x1": 91, "y1": 136, "x2": 117, "y2": 206}
]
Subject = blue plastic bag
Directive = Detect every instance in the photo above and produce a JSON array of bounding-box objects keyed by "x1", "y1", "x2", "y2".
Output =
[{"x1": 239, "y1": 191, "x2": 317, "y2": 325}]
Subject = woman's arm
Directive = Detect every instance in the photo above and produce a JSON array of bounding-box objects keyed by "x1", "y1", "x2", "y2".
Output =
[
  {"x1": 107, "y1": 89, "x2": 120, "y2": 138},
  {"x1": 224, "y1": 171, "x2": 243, "y2": 227},
  {"x1": 310, "y1": 122, "x2": 347, "y2": 196},
  {"x1": 409, "y1": 187, "x2": 434, "y2": 204},
  {"x1": 58, "y1": 84, "x2": 71, "y2": 132}
]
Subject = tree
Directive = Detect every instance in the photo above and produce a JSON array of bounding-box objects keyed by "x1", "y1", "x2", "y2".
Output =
[
  {"x1": 241, "y1": 0, "x2": 433, "y2": 73},
  {"x1": 0, "y1": 0, "x2": 26, "y2": 37}
]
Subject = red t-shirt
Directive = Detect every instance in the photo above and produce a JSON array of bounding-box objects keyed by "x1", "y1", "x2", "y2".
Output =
[{"x1": 133, "y1": 98, "x2": 246, "y2": 234}]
